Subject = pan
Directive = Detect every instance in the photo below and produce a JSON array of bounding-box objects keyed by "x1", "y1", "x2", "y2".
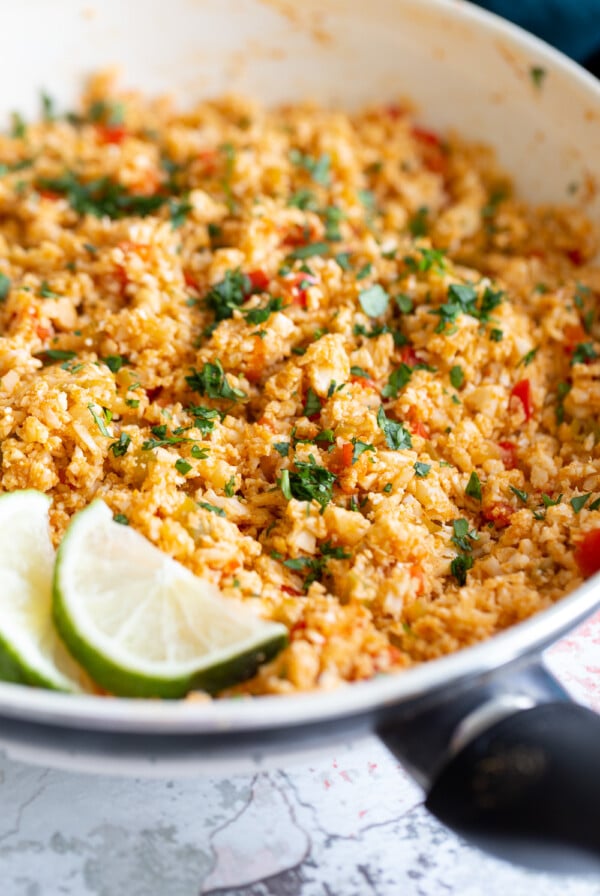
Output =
[{"x1": 0, "y1": 0, "x2": 599, "y2": 874}]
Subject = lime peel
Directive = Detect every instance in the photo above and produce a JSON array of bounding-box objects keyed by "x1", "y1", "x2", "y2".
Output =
[{"x1": 53, "y1": 500, "x2": 288, "y2": 698}]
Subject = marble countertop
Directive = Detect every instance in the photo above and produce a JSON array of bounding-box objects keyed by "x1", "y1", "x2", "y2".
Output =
[{"x1": 1, "y1": 611, "x2": 599, "y2": 896}]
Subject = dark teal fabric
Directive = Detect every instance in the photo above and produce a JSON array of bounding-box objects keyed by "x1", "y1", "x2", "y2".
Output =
[{"x1": 475, "y1": 0, "x2": 600, "y2": 61}]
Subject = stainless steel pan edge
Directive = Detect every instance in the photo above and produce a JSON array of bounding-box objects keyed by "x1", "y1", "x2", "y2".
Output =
[{"x1": 0, "y1": 572, "x2": 597, "y2": 734}]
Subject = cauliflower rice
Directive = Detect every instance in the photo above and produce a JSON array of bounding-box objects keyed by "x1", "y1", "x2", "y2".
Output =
[{"x1": 0, "y1": 74, "x2": 599, "y2": 696}]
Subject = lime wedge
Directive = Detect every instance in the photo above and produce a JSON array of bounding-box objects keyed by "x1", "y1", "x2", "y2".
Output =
[
  {"x1": 53, "y1": 500, "x2": 288, "y2": 698},
  {"x1": 0, "y1": 490, "x2": 91, "y2": 692}
]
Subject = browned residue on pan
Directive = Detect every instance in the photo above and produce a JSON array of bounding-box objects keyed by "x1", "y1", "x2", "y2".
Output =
[{"x1": 257, "y1": 0, "x2": 333, "y2": 45}]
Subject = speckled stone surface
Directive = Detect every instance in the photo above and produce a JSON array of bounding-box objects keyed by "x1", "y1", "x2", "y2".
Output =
[{"x1": 1, "y1": 611, "x2": 599, "y2": 896}]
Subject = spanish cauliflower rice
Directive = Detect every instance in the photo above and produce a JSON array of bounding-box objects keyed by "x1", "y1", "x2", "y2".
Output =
[{"x1": 1, "y1": 74, "x2": 599, "y2": 696}]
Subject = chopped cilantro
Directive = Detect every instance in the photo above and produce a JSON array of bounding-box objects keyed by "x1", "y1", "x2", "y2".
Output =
[
  {"x1": 350, "y1": 365, "x2": 370, "y2": 378},
  {"x1": 88, "y1": 99, "x2": 125, "y2": 126},
  {"x1": 224, "y1": 476, "x2": 236, "y2": 497},
  {"x1": 449, "y1": 365, "x2": 464, "y2": 390},
  {"x1": 39, "y1": 280, "x2": 58, "y2": 298},
  {"x1": 113, "y1": 513, "x2": 129, "y2": 526},
  {"x1": 40, "y1": 91, "x2": 55, "y2": 121},
  {"x1": 571, "y1": 342, "x2": 598, "y2": 366},
  {"x1": 186, "y1": 361, "x2": 246, "y2": 402},
  {"x1": 322, "y1": 205, "x2": 345, "y2": 241},
  {"x1": 37, "y1": 172, "x2": 167, "y2": 219},
  {"x1": 589, "y1": 497, "x2": 600, "y2": 511},
  {"x1": 542, "y1": 493, "x2": 562, "y2": 507},
  {"x1": 219, "y1": 142, "x2": 238, "y2": 213},
  {"x1": 409, "y1": 206, "x2": 429, "y2": 237},
  {"x1": 518, "y1": 347, "x2": 539, "y2": 367},
  {"x1": 414, "y1": 462, "x2": 431, "y2": 478},
  {"x1": 11, "y1": 112, "x2": 26, "y2": 139},
  {"x1": 87, "y1": 403, "x2": 112, "y2": 437},
  {"x1": 41, "y1": 349, "x2": 77, "y2": 362},
  {"x1": 175, "y1": 458, "x2": 192, "y2": 475},
  {"x1": 481, "y1": 188, "x2": 508, "y2": 220},
  {"x1": 109, "y1": 432, "x2": 131, "y2": 457},
  {"x1": 168, "y1": 197, "x2": 193, "y2": 229},
  {"x1": 509, "y1": 485, "x2": 528, "y2": 504},
  {"x1": 279, "y1": 468, "x2": 292, "y2": 500},
  {"x1": 335, "y1": 251, "x2": 352, "y2": 271},
  {"x1": 282, "y1": 455, "x2": 337, "y2": 510},
  {"x1": 289, "y1": 149, "x2": 331, "y2": 186},
  {"x1": 530, "y1": 66, "x2": 547, "y2": 88},
  {"x1": 356, "y1": 262, "x2": 372, "y2": 281},
  {"x1": 353, "y1": 323, "x2": 406, "y2": 346},
  {"x1": 351, "y1": 439, "x2": 375, "y2": 464},
  {"x1": 187, "y1": 405, "x2": 222, "y2": 436},
  {"x1": 382, "y1": 363, "x2": 412, "y2": 399},
  {"x1": 357, "y1": 189, "x2": 376, "y2": 211},
  {"x1": 287, "y1": 189, "x2": 318, "y2": 210},
  {"x1": 451, "y1": 518, "x2": 479, "y2": 552},
  {"x1": 395, "y1": 293, "x2": 413, "y2": 314},
  {"x1": 359, "y1": 284, "x2": 389, "y2": 317},
  {"x1": 377, "y1": 406, "x2": 412, "y2": 450},
  {"x1": 0, "y1": 273, "x2": 11, "y2": 302},
  {"x1": 404, "y1": 247, "x2": 446, "y2": 274},
  {"x1": 382, "y1": 483, "x2": 393, "y2": 494},
  {"x1": 191, "y1": 445, "x2": 209, "y2": 459},
  {"x1": 465, "y1": 471, "x2": 482, "y2": 501},
  {"x1": 244, "y1": 296, "x2": 284, "y2": 325},
  {"x1": 490, "y1": 328, "x2": 504, "y2": 342},
  {"x1": 273, "y1": 442, "x2": 290, "y2": 457},
  {"x1": 450, "y1": 553, "x2": 473, "y2": 587},
  {"x1": 204, "y1": 269, "x2": 252, "y2": 321},
  {"x1": 303, "y1": 387, "x2": 322, "y2": 417},
  {"x1": 287, "y1": 241, "x2": 329, "y2": 260},
  {"x1": 102, "y1": 354, "x2": 127, "y2": 373},
  {"x1": 570, "y1": 493, "x2": 591, "y2": 514},
  {"x1": 556, "y1": 380, "x2": 572, "y2": 423},
  {"x1": 142, "y1": 425, "x2": 192, "y2": 450},
  {"x1": 197, "y1": 500, "x2": 226, "y2": 517}
]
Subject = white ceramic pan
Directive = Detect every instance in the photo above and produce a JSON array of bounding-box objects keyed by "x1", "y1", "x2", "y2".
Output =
[{"x1": 0, "y1": 0, "x2": 599, "y2": 873}]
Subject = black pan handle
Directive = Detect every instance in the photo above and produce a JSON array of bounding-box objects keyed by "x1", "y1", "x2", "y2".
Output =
[
  {"x1": 426, "y1": 701, "x2": 600, "y2": 873},
  {"x1": 377, "y1": 661, "x2": 600, "y2": 873}
]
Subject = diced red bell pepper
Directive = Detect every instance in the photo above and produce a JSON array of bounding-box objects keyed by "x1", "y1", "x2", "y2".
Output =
[
  {"x1": 96, "y1": 124, "x2": 127, "y2": 145},
  {"x1": 483, "y1": 502, "x2": 514, "y2": 529},
  {"x1": 411, "y1": 126, "x2": 441, "y2": 147},
  {"x1": 247, "y1": 269, "x2": 270, "y2": 292},
  {"x1": 498, "y1": 440, "x2": 518, "y2": 470},
  {"x1": 566, "y1": 248, "x2": 584, "y2": 267},
  {"x1": 401, "y1": 345, "x2": 419, "y2": 367},
  {"x1": 511, "y1": 379, "x2": 533, "y2": 421},
  {"x1": 575, "y1": 529, "x2": 600, "y2": 578},
  {"x1": 340, "y1": 442, "x2": 354, "y2": 467}
]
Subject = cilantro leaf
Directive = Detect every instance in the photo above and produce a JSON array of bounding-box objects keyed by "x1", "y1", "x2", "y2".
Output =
[
  {"x1": 197, "y1": 500, "x2": 226, "y2": 517},
  {"x1": 414, "y1": 461, "x2": 431, "y2": 478},
  {"x1": 451, "y1": 553, "x2": 473, "y2": 586},
  {"x1": 289, "y1": 150, "x2": 331, "y2": 186},
  {"x1": 109, "y1": 432, "x2": 131, "y2": 457},
  {"x1": 351, "y1": 439, "x2": 375, "y2": 464},
  {"x1": 377, "y1": 406, "x2": 412, "y2": 450},
  {"x1": 0, "y1": 273, "x2": 11, "y2": 302},
  {"x1": 186, "y1": 361, "x2": 246, "y2": 402},
  {"x1": 382, "y1": 363, "x2": 412, "y2": 399},
  {"x1": 287, "y1": 241, "x2": 329, "y2": 260},
  {"x1": 359, "y1": 284, "x2": 389, "y2": 317},
  {"x1": 283, "y1": 456, "x2": 337, "y2": 509},
  {"x1": 465, "y1": 471, "x2": 482, "y2": 501},
  {"x1": 449, "y1": 365, "x2": 464, "y2": 390},
  {"x1": 303, "y1": 387, "x2": 322, "y2": 417},
  {"x1": 509, "y1": 485, "x2": 528, "y2": 504},
  {"x1": 570, "y1": 493, "x2": 591, "y2": 514}
]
